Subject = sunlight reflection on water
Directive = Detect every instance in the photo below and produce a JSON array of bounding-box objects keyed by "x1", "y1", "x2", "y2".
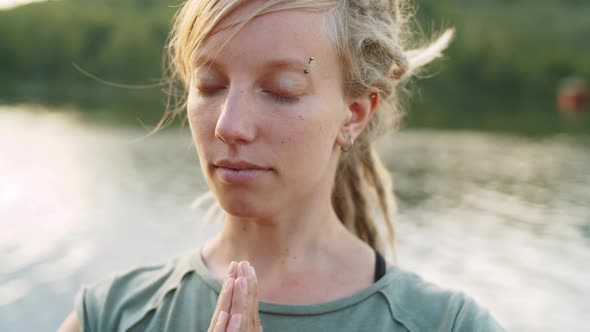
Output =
[
  {"x1": 378, "y1": 131, "x2": 590, "y2": 331},
  {"x1": 1, "y1": 106, "x2": 589, "y2": 331}
]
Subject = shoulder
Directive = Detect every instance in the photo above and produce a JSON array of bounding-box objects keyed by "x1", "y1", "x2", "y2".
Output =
[
  {"x1": 378, "y1": 266, "x2": 505, "y2": 332},
  {"x1": 74, "y1": 253, "x2": 196, "y2": 331}
]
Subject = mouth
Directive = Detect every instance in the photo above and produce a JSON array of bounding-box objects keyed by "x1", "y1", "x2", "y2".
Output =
[
  {"x1": 214, "y1": 160, "x2": 269, "y2": 170},
  {"x1": 212, "y1": 160, "x2": 272, "y2": 184}
]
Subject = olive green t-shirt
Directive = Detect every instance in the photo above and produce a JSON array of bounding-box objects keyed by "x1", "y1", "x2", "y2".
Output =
[{"x1": 74, "y1": 250, "x2": 505, "y2": 331}]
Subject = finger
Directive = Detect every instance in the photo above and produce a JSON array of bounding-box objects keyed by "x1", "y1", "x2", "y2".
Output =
[
  {"x1": 240, "y1": 263, "x2": 259, "y2": 331},
  {"x1": 227, "y1": 260, "x2": 238, "y2": 279},
  {"x1": 229, "y1": 277, "x2": 248, "y2": 316},
  {"x1": 229, "y1": 262, "x2": 250, "y2": 316},
  {"x1": 212, "y1": 311, "x2": 229, "y2": 332},
  {"x1": 219, "y1": 277, "x2": 236, "y2": 315},
  {"x1": 226, "y1": 313, "x2": 242, "y2": 332},
  {"x1": 218, "y1": 262, "x2": 238, "y2": 312},
  {"x1": 249, "y1": 266, "x2": 259, "y2": 310},
  {"x1": 248, "y1": 265, "x2": 262, "y2": 331},
  {"x1": 209, "y1": 276, "x2": 234, "y2": 330},
  {"x1": 209, "y1": 261, "x2": 237, "y2": 328}
]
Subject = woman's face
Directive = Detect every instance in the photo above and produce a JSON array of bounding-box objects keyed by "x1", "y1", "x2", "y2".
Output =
[{"x1": 187, "y1": 6, "x2": 349, "y2": 218}]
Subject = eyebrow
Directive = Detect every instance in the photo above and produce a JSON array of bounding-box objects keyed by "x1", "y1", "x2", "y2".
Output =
[
  {"x1": 194, "y1": 56, "x2": 309, "y2": 73},
  {"x1": 262, "y1": 58, "x2": 308, "y2": 71}
]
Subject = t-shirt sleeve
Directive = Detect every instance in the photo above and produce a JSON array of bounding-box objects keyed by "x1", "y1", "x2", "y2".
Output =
[
  {"x1": 72, "y1": 260, "x2": 180, "y2": 331},
  {"x1": 380, "y1": 268, "x2": 506, "y2": 331},
  {"x1": 75, "y1": 284, "x2": 101, "y2": 332},
  {"x1": 451, "y1": 295, "x2": 506, "y2": 332},
  {"x1": 74, "y1": 274, "x2": 124, "y2": 332}
]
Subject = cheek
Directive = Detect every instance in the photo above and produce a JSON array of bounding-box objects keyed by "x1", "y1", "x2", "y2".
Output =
[
  {"x1": 270, "y1": 111, "x2": 339, "y2": 171},
  {"x1": 296, "y1": 120, "x2": 336, "y2": 151},
  {"x1": 187, "y1": 98, "x2": 218, "y2": 144}
]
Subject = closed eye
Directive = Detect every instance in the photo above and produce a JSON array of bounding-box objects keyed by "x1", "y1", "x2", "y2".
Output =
[
  {"x1": 196, "y1": 87, "x2": 225, "y2": 97},
  {"x1": 263, "y1": 91, "x2": 300, "y2": 105}
]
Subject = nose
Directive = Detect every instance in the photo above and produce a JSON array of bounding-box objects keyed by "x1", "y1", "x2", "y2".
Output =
[{"x1": 215, "y1": 87, "x2": 256, "y2": 145}]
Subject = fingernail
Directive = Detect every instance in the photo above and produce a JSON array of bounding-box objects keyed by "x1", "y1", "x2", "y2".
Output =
[
  {"x1": 227, "y1": 261, "x2": 237, "y2": 276},
  {"x1": 238, "y1": 276, "x2": 248, "y2": 294},
  {"x1": 223, "y1": 277, "x2": 234, "y2": 291},
  {"x1": 230, "y1": 313, "x2": 242, "y2": 329},
  {"x1": 217, "y1": 311, "x2": 228, "y2": 325},
  {"x1": 239, "y1": 261, "x2": 250, "y2": 276}
]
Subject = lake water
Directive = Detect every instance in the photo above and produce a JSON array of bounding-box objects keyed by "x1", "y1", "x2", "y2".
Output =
[{"x1": 1, "y1": 105, "x2": 589, "y2": 331}]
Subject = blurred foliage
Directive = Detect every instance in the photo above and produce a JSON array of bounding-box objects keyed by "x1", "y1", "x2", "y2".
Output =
[
  {"x1": 0, "y1": 0, "x2": 589, "y2": 133},
  {"x1": 0, "y1": 0, "x2": 175, "y2": 123},
  {"x1": 407, "y1": 0, "x2": 590, "y2": 133}
]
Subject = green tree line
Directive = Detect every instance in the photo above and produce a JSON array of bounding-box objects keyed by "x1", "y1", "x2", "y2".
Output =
[{"x1": 0, "y1": 0, "x2": 588, "y2": 132}]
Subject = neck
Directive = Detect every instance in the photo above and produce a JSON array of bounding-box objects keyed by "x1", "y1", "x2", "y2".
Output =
[
  {"x1": 199, "y1": 191, "x2": 378, "y2": 304},
  {"x1": 200, "y1": 183, "x2": 367, "y2": 278},
  {"x1": 207, "y1": 201, "x2": 345, "y2": 265}
]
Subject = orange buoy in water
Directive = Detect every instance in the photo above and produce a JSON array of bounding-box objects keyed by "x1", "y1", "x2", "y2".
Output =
[{"x1": 558, "y1": 77, "x2": 588, "y2": 113}]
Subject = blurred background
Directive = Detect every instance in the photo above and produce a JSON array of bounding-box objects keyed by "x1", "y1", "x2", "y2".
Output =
[{"x1": 0, "y1": 0, "x2": 588, "y2": 331}]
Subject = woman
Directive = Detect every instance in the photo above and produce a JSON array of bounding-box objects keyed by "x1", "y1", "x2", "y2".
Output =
[{"x1": 59, "y1": 0, "x2": 504, "y2": 331}]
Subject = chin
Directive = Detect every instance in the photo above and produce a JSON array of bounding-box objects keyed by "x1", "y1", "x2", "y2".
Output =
[{"x1": 216, "y1": 191, "x2": 276, "y2": 219}]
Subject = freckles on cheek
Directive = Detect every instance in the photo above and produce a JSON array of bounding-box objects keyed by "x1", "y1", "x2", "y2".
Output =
[
  {"x1": 187, "y1": 106, "x2": 217, "y2": 137},
  {"x1": 311, "y1": 114, "x2": 338, "y2": 144},
  {"x1": 285, "y1": 114, "x2": 333, "y2": 148},
  {"x1": 280, "y1": 117, "x2": 308, "y2": 143},
  {"x1": 187, "y1": 109, "x2": 203, "y2": 134},
  {"x1": 197, "y1": 120, "x2": 217, "y2": 143}
]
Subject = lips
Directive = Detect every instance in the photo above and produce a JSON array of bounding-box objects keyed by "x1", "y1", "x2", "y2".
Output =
[
  {"x1": 214, "y1": 160, "x2": 269, "y2": 170},
  {"x1": 213, "y1": 160, "x2": 271, "y2": 184}
]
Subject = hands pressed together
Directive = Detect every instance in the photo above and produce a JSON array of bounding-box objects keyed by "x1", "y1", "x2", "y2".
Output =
[{"x1": 208, "y1": 261, "x2": 263, "y2": 332}]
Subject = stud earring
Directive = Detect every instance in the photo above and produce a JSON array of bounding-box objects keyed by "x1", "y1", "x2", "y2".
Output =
[{"x1": 340, "y1": 134, "x2": 354, "y2": 152}]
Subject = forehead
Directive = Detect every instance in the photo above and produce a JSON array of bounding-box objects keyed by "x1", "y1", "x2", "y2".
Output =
[{"x1": 195, "y1": 6, "x2": 338, "y2": 74}]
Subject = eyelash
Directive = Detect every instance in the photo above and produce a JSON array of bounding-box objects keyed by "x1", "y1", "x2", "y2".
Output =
[
  {"x1": 268, "y1": 93, "x2": 300, "y2": 105},
  {"x1": 196, "y1": 88, "x2": 300, "y2": 105},
  {"x1": 196, "y1": 88, "x2": 223, "y2": 97}
]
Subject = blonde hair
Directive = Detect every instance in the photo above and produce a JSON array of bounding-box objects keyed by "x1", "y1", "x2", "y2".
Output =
[{"x1": 159, "y1": 0, "x2": 453, "y2": 260}]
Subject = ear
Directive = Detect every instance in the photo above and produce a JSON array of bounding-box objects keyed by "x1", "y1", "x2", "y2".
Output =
[{"x1": 336, "y1": 91, "x2": 379, "y2": 146}]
